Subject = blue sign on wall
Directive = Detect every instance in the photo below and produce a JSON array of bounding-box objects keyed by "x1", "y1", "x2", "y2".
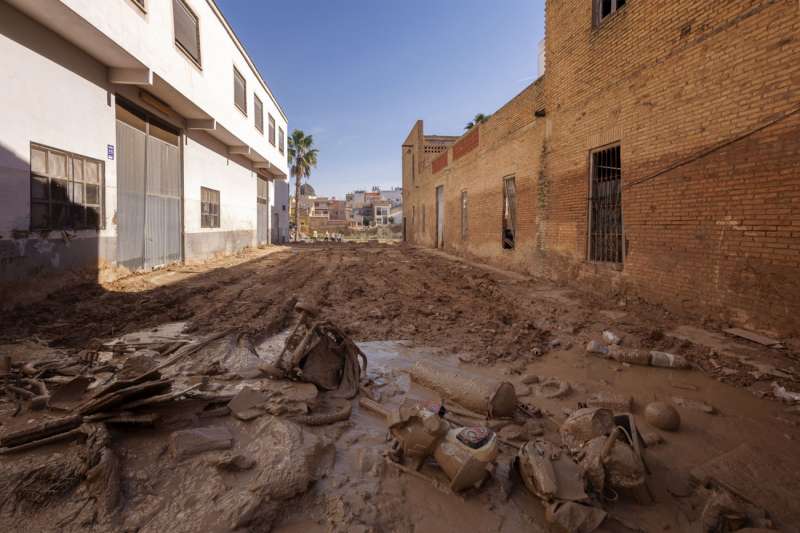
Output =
[{"x1": 107, "y1": 144, "x2": 115, "y2": 160}]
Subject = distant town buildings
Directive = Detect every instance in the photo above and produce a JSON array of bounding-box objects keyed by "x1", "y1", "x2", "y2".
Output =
[{"x1": 291, "y1": 185, "x2": 402, "y2": 234}]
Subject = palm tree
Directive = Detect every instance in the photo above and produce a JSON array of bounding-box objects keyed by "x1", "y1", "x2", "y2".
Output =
[
  {"x1": 465, "y1": 113, "x2": 490, "y2": 131},
  {"x1": 288, "y1": 130, "x2": 319, "y2": 242}
]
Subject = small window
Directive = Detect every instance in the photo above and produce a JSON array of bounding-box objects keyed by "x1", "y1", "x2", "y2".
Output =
[
  {"x1": 234, "y1": 67, "x2": 247, "y2": 115},
  {"x1": 461, "y1": 190, "x2": 468, "y2": 240},
  {"x1": 278, "y1": 127, "x2": 285, "y2": 154},
  {"x1": 173, "y1": 0, "x2": 201, "y2": 65},
  {"x1": 502, "y1": 176, "x2": 516, "y2": 249},
  {"x1": 594, "y1": 0, "x2": 626, "y2": 25},
  {"x1": 589, "y1": 144, "x2": 623, "y2": 263},
  {"x1": 30, "y1": 144, "x2": 104, "y2": 230},
  {"x1": 201, "y1": 186, "x2": 220, "y2": 228},
  {"x1": 268, "y1": 114, "x2": 276, "y2": 146},
  {"x1": 254, "y1": 95, "x2": 264, "y2": 133},
  {"x1": 412, "y1": 205, "x2": 415, "y2": 226},
  {"x1": 422, "y1": 205, "x2": 426, "y2": 233}
]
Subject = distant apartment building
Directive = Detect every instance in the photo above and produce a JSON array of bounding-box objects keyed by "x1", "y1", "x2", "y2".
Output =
[
  {"x1": 0, "y1": 0, "x2": 290, "y2": 286},
  {"x1": 344, "y1": 186, "x2": 403, "y2": 227},
  {"x1": 403, "y1": 0, "x2": 800, "y2": 335}
]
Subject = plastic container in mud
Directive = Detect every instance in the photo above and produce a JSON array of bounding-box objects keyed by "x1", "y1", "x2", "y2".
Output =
[{"x1": 433, "y1": 426, "x2": 498, "y2": 492}]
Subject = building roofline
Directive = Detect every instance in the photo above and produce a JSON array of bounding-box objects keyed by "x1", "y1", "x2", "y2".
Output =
[{"x1": 206, "y1": 0, "x2": 288, "y2": 123}]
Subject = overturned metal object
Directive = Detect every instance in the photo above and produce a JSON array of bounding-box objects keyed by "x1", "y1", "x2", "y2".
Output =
[
  {"x1": 262, "y1": 319, "x2": 367, "y2": 399},
  {"x1": 407, "y1": 359, "x2": 517, "y2": 418}
]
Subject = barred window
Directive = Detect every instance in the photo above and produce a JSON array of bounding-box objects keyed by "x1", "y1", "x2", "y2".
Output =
[
  {"x1": 30, "y1": 144, "x2": 104, "y2": 230},
  {"x1": 173, "y1": 0, "x2": 201, "y2": 65},
  {"x1": 588, "y1": 144, "x2": 623, "y2": 263},
  {"x1": 201, "y1": 186, "x2": 220, "y2": 228}
]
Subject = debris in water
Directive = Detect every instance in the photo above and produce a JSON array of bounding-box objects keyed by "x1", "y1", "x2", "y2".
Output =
[{"x1": 644, "y1": 401, "x2": 681, "y2": 431}]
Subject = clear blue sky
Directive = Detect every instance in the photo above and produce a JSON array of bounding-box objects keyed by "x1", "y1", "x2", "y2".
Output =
[{"x1": 217, "y1": 0, "x2": 545, "y2": 199}]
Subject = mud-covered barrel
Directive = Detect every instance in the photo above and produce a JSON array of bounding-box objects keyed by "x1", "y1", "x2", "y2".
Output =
[{"x1": 407, "y1": 360, "x2": 517, "y2": 418}]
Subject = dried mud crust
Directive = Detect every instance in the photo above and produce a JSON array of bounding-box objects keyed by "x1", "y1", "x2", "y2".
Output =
[{"x1": 1, "y1": 243, "x2": 797, "y2": 394}]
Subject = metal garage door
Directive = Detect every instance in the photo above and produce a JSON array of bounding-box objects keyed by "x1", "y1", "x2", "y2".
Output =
[
  {"x1": 116, "y1": 102, "x2": 182, "y2": 271},
  {"x1": 257, "y1": 176, "x2": 269, "y2": 245}
]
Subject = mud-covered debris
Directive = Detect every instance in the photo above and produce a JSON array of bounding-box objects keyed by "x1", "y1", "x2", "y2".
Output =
[
  {"x1": 650, "y1": 351, "x2": 690, "y2": 369},
  {"x1": 433, "y1": 426, "x2": 499, "y2": 492},
  {"x1": 170, "y1": 426, "x2": 234, "y2": 460},
  {"x1": 585, "y1": 391, "x2": 632, "y2": 412},
  {"x1": 228, "y1": 387, "x2": 271, "y2": 421},
  {"x1": 261, "y1": 319, "x2": 367, "y2": 399},
  {"x1": 77, "y1": 379, "x2": 172, "y2": 416},
  {"x1": 560, "y1": 407, "x2": 615, "y2": 453},
  {"x1": 602, "y1": 330, "x2": 622, "y2": 346},
  {"x1": 537, "y1": 377, "x2": 572, "y2": 399},
  {"x1": 408, "y1": 359, "x2": 517, "y2": 417},
  {"x1": 546, "y1": 501, "x2": 606, "y2": 533},
  {"x1": 579, "y1": 428, "x2": 646, "y2": 494},
  {"x1": 517, "y1": 439, "x2": 559, "y2": 500},
  {"x1": 673, "y1": 396, "x2": 716, "y2": 414},
  {"x1": 521, "y1": 374, "x2": 540, "y2": 385},
  {"x1": 772, "y1": 382, "x2": 800, "y2": 403},
  {"x1": 645, "y1": 401, "x2": 681, "y2": 431},
  {"x1": 214, "y1": 453, "x2": 256, "y2": 472},
  {"x1": 0, "y1": 415, "x2": 82, "y2": 449},
  {"x1": 585, "y1": 341, "x2": 609, "y2": 356},
  {"x1": 50, "y1": 376, "x2": 93, "y2": 405}
]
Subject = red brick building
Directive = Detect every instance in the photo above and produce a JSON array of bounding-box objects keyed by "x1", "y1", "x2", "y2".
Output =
[{"x1": 403, "y1": 0, "x2": 800, "y2": 335}]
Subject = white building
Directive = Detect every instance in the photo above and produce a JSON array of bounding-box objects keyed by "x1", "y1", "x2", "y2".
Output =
[{"x1": 0, "y1": 0, "x2": 290, "y2": 283}]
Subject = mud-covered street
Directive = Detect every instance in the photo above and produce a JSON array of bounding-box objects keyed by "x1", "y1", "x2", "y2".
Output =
[{"x1": 1, "y1": 243, "x2": 799, "y2": 532}]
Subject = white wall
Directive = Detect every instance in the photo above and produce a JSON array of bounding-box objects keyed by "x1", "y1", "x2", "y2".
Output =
[
  {"x1": 0, "y1": 2, "x2": 116, "y2": 240},
  {"x1": 9, "y1": 0, "x2": 288, "y2": 176},
  {"x1": 273, "y1": 179, "x2": 290, "y2": 242}
]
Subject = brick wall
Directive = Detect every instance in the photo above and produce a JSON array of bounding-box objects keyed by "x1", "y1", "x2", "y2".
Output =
[{"x1": 403, "y1": 0, "x2": 800, "y2": 335}]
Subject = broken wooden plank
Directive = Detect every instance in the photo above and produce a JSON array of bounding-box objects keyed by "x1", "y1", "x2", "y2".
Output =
[
  {"x1": 722, "y1": 328, "x2": 782, "y2": 348},
  {"x1": 0, "y1": 427, "x2": 85, "y2": 454},
  {"x1": 690, "y1": 443, "x2": 800, "y2": 528},
  {"x1": 78, "y1": 379, "x2": 172, "y2": 415},
  {"x1": 105, "y1": 413, "x2": 160, "y2": 426},
  {"x1": 119, "y1": 383, "x2": 202, "y2": 411},
  {"x1": 0, "y1": 414, "x2": 83, "y2": 448}
]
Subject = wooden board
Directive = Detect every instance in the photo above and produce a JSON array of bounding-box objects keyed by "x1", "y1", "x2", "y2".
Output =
[{"x1": 690, "y1": 443, "x2": 800, "y2": 528}]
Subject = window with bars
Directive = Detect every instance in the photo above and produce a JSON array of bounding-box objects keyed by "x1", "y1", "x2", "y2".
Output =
[
  {"x1": 173, "y1": 0, "x2": 201, "y2": 65},
  {"x1": 589, "y1": 144, "x2": 623, "y2": 263},
  {"x1": 461, "y1": 190, "x2": 468, "y2": 240},
  {"x1": 594, "y1": 0, "x2": 627, "y2": 25},
  {"x1": 30, "y1": 144, "x2": 104, "y2": 230},
  {"x1": 268, "y1": 114, "x2": 276, "y2": 146},
  {"x1": 201, "y1": 186, "x2": 220, "y2": 228},
  {"x1": 502, "y1": 176, "x2": 516, "y2": 249},
  {"x1": 234, "y1": 67, "x2": 247, "y2": 115},
  {"x1": 278, "y1": 127, "x2": 285, "y2": 154},
  {"x1": 254, "y1": 95, "x2": 264, "y2": 133}
]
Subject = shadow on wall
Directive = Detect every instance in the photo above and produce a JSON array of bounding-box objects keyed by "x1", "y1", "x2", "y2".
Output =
[{"x1": 0, "y1": 142, "x2": 103, "y2": 307}]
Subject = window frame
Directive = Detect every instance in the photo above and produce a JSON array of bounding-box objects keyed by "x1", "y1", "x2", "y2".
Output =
[
  {"x1": 268, "y1": 114, "x2": 276, "y2": 146},
  {"x1": 129, "y1": 0, "x2": 147, "y2": 13},
  {"x1": 29, "y1": 143, "x2": 105, "y2": 231},
  {"x1": 587, "y1": 143, "x2": 624, "y2": 264},
  {"x1": 278, "y1": 126, "x2": 285, "y2": 154},
  {"x1": 502, "y1": 176, "x2": 516, "y2": 250},
  {"x1": 254, "y1": 94, "x2": 264, "y2": 134},
  {"x1": 593, "y1": 0, "x2": 627, "y2": 27},
  {"x1": 200, "y1": 186, "x2": 221, "y2": 229},
  {"x1": 233, "y1": 66, "x2": 247, "y2": 116},
  {"x1": 173, "y1": 0, "x2": 202, "y2": 67}
]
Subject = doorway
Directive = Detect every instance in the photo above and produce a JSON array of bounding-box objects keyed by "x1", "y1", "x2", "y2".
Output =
[
  {"x1": 257, "y1": 176, "x2": 269, "y2": 246},
  {"x1": 115, "y1": 100, "x2": 182, "y2": 271},
  {"x1": 435, "y1": 185, "x2": 444, "y2": 248}
]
